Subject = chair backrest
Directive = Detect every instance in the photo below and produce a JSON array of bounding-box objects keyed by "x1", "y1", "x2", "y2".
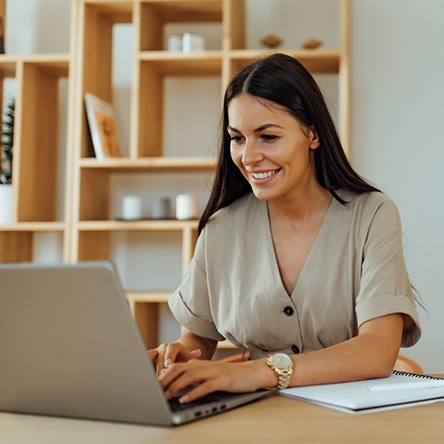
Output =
[{"x1": 393, "y1": 355, "x2": 423, "y2": 374}]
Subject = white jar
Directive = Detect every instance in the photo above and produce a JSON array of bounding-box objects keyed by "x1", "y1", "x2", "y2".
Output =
[
  {"x1": 175, "y1": 194, "x2": 198, "y2": 220},
  {"x1": 121, "y1": 195, "x2": 142, "y2": 220},
  {"x1": 182, "y1": 33, "x2": 205, "y2": 52}
]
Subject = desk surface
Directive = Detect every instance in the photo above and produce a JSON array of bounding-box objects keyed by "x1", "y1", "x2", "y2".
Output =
[{"x1": 2, "y1": 394, "x2": 444, "y2": 444}]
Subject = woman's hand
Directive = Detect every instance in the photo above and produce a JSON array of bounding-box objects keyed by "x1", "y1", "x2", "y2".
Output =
[
  {"x1": 158, "y1": 359, "x2": 272, "y2": 403},
  {"x1": 149, "y1": 329, "x2": 218, "y2": 375},
  {"x1": 149, "y1": 342, "x2": 202, "y2": 375}
]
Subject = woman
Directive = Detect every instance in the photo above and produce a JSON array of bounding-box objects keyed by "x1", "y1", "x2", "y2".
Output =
[{"x1": 151, "y1": 53, "x2": 421, "y2": 404}]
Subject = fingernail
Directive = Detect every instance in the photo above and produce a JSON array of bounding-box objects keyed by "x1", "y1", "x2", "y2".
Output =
[
  {"x1": 165, "y1": 358, "x2": 172, "y2": 367},
  {"x1": 179, "y1": 394, "x2": 189, "y2": 404}
]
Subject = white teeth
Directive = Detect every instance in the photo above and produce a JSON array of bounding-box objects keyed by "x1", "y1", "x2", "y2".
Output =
[{"x1": 252, "y1": 170, "x2": 277, "y2": 179}]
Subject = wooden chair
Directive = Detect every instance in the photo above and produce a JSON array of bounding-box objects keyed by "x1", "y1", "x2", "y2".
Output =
[
  {"x1": 393, "y1": 355, "x2": 423, "y2": 374},
  {"x1": 221, "y1": 353, "x2": 423, "y2": 374}
]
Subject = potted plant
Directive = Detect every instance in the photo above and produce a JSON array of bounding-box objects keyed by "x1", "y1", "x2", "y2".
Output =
[{"x1": 0, "y1": 97, "x2": 15, "y2": 224}]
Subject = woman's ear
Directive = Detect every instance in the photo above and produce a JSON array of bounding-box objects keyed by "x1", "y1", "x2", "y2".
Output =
[{"x1": 308, "y1": 125, "x2": 320, "y2": 150}]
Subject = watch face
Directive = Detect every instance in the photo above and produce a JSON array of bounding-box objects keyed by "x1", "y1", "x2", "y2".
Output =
[{"x1": 272, "y1": 353, "x2": 292, "y2": 367}]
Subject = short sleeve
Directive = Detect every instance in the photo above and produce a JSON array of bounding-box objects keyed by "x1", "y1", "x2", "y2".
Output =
[
  {"x1": 168, "y1": 229, "x2": 225, "y2": 342},
  {"x1": 355, "y1": 198, "x2": 421, "y2": 347}
]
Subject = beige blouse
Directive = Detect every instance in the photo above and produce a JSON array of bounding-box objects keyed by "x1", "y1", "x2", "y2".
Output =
[{"x1": 169, "y1": 191, "x2": 421, "y2": 360}]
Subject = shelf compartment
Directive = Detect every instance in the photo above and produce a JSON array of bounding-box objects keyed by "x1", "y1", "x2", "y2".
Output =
[
  {"x1": 138, "y1": 0, "x2": 223, "y2": 51},
  {"x1": 16, "y1": 57, "x2": 70, "y2": 223},
  {"x1": 76, "y1": 220, "x2": 198, "y2": 274},
  {"x1": 78, "y1": 2, "x2": 134, "y2": 159},
  {"x1": 135, "y1": 59, "x2": 221, "y2": 158},
  {"x1": 80, "y1": 1, "x2": 133, "y2": 101}
]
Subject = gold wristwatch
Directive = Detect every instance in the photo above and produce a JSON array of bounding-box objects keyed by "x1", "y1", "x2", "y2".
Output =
[{"x1": 266, "y1": 353, "x2": 294, "y2": 390}]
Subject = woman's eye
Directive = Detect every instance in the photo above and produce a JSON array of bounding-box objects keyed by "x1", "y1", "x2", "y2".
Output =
[
  {"x1": 261, "y1": 134, "x2": 279, "y2": 142},
  {"x1": 229, "y1": 135, "x2": 244, "y2": 143}
]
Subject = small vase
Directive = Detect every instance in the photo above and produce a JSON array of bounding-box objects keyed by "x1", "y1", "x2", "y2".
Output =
[{"x1": 0, "y1": 184, "x2": 14, "y2": 224}]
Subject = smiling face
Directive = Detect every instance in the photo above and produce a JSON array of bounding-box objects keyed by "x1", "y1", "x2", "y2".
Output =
[{"x1": 228, "y1": 93, "x2": 321, "y2": 203}]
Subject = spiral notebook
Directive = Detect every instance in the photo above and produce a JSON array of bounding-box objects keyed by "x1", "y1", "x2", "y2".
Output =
[{"x1": 280, "y1": 371, "x2": 444, "y2": 414}]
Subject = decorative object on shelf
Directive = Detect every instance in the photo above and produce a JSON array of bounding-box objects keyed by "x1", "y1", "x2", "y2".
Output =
[
  {"x1": 0, "y1": 184, "x2": 12, "y2": 224},
  {"x1": 301, "y1": 38, "x2": 323, "y2": 50},
  {"x1": 0, "y1": 96, "x2": 15, "y2": 225},
  {"x1": 151, "y1": 196, "x2": 171, "y2": 219},
  {"x1": 0, "y1": 96, "x2": 14, "y2": 185},
  {"x1": 167, "y1": 33, "x2": 205, "y2": 52},
  {"x1": 121, "y1": 195, "x2": 143, "y2": 220},
  {"x1": 176, "y1": 194, "x2": 198, "y2": 220},
  {"x1": 182, "y1": 32, "x2": 205, "y2": 52},
  {"x1": 84, "y1": 93, "x2": 122, "y2": 161},
  {"x1": 260, "y1": 34, "x2": 283, "y2": 49},
  {"x1": 167, "y1": 34, "x2": 182, "y2": 51}
]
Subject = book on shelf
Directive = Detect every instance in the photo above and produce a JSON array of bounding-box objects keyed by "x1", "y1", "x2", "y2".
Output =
[
  {"x1": 280, "y1": 371, "x2": 444, "y2": 414},
  {"x1": 84, "y1": 93, "x2": 122, "y2": 160}
]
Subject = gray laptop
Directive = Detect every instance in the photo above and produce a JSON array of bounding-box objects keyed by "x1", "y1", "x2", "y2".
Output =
[{"x1": 0, "y1": 261, "x2": 268, "y2": 426}]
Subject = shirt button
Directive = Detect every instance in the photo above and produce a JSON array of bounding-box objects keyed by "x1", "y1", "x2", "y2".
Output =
[
  {"x1": 292, "y1": 344, "x2": 300, "y2": 354},
  {"x1": 283, "y1": 306, "x2": 294, "y2": 316}
]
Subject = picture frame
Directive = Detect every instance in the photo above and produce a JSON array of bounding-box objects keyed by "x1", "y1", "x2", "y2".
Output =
[{"x1": 84, "y1": 93, "x2": 122, "y2": 160}]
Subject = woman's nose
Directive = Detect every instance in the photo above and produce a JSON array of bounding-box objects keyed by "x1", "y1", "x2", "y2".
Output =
[{"x1": 242, "y1": 140, "x2": 263, "y2": 165}]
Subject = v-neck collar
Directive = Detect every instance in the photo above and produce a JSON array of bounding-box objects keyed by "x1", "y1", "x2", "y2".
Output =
[{"x1": 264, "y1": 197, "x2": 336, "y2": 298}]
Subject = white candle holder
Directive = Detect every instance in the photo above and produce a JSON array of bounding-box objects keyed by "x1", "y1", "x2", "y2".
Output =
[{"x1": 175, "y1": 194, "x2": 198, "y2": 220}]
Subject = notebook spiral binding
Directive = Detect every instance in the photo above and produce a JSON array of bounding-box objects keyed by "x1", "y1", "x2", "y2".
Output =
[{"x1": 392, "y1": 370, "x2": 443, "y2": 380}]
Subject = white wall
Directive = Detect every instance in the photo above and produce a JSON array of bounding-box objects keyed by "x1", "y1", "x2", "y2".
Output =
[
  {"x1": 5, "y1": 0, "x2": 444, "y2": 372},
  {"x1": 352, "y1": 0, "x2": 444, "y2": 372}
]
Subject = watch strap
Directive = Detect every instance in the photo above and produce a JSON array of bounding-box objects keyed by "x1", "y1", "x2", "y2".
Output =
[{"x1": 266, "y1": 353, "x2": 294, "y2": 390}]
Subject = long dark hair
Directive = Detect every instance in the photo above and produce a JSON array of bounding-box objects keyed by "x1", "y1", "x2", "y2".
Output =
[{"x1": 198, "y1": 53, "x2": 379, "y2": 234}]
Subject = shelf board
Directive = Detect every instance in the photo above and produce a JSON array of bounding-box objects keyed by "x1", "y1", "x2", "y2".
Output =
[
  {"x1": 77, "y1": 219, "x2": 198, "y2": 231},
  {"x1": 126, "y1": 290, "x2": 171, "y2": 305},
  {"x1": 229, "y1": 49, "x2": 341, "y2": 74},
  {"x1": 0, "y1": 222, "x2": 66, "y2": 232},
  {"x1": 137, "y1": 49, "x2": 340, "y2": 75},
  {"x1": 79, "y1": 156, "x2": 216, "y2": 172},
  {"x1": 0, "y1": 53, "x2": 70, "y2": 77},
  {"x1": 139, "y1": 51, "x2": 223, "y2": 75},
  {"x1": 22, "y1": 54, "x2": 71, "y2": 76}
]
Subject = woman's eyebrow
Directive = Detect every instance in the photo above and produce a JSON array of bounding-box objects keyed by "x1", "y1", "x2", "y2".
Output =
[{"x1": 227, "y1": 123, "x2": 283, "y2": 133}]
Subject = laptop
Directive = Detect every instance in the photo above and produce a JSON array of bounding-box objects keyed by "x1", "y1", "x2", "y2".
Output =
[{"x1": 0, "y1": 261, "x2": 268, "y2": 426}]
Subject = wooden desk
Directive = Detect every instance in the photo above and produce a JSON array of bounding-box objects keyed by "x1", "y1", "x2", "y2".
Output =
[{"x1": 1, "y1": 394, "x2": 444, "y2": 444}]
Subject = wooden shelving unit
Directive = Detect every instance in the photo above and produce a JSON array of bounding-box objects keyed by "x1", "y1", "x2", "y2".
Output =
[
  {"x1": 0, "y1": 0, "x2": 350, "y2": 349},
  {"x1": 0, "y1": 52, "x2": 70, "y2": 261}
]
